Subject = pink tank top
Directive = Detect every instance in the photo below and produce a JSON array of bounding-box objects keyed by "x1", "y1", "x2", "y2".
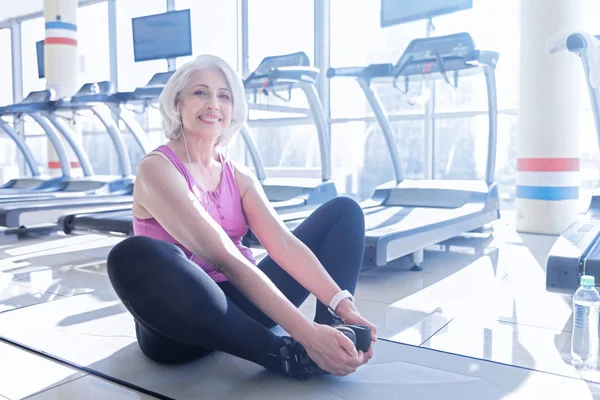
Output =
[{"x1": 132, "y1": 145, "x2": 256, "y2": 282}]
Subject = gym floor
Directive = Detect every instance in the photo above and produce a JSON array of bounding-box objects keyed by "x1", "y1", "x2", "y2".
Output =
[{"x1": 0, "y1": 211, "x2": 598, "y2": 399}]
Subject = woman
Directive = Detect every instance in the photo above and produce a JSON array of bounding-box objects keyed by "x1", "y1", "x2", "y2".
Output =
[{"x1": 106, "y1": 54, "x2": 377, "y2": 379}]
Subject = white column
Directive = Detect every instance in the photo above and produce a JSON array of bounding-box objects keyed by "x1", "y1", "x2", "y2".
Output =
[
  {"x1": 516, "y1": 0, "x2": 584, "y2": 234},
  {"x1": 44, "y1": 0, "x2": 81, "y2": 177}
]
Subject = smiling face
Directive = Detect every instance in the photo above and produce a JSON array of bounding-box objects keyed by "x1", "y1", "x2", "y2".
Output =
[{"x1": 177, "y1": 67, "x2": 233, "y2": 140}]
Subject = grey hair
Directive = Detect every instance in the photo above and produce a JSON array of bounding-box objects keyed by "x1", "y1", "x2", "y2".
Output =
[{"x1": 158, "y1": 54, "x2": 247, "y2": 147}]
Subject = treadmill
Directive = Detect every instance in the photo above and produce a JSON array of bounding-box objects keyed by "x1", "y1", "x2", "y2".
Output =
[
  {"x1": 0, "y1": 89, "x2": 95, "y2": 195},
  {"x1": 0, "y1": 93, "x2": 52, "y2": 190},
  {"x1": 59, "y1": 55, "x2": 339, "y2": 236},
  {"x1": 261, "y1": 32, "x2": 501, "y2": 270},
  {"x1": 0, "y1": 84, "x2": 137, "y2": 201},
  {"x1": 241, "y1": 51, "x2": 337, "y2": 213},
  {"x1": 546, "y1": 33, "x2": 600, "y2": 294},
  {"x1": 0, "y1": 82, "x2": 145, "y2": 229}
]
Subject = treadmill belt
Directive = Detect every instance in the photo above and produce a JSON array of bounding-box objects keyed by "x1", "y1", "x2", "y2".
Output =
[
  {"x1": 64, "y1": 209, "x2": 133, "y2": 235},
  {"x1": 364, "y1": 203, "x2": 485, "y2": 237}
]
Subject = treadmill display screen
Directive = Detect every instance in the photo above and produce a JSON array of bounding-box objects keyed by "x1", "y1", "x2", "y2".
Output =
[
  {"x1": 132, "y1": 9, "x2": 192, "y2": 62},
  {"x1": 381, "y1": 0, "x2": 472, "y2": 27}
]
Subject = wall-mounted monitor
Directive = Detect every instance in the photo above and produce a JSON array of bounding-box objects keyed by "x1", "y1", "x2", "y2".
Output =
[
  {"x1": 132, "y1": 9, "x2": 192, "y2": 62},
  {"x1": 36, "y1": 40, "x2": 45, "y2": 79},
  {"x1": 381, "y1": 0, "x2": 473, "y2": 27}
]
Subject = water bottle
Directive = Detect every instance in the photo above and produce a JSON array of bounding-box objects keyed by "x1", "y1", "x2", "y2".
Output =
[{"x1": 571, "y1": 275, "x2": 600, "y2": 368}]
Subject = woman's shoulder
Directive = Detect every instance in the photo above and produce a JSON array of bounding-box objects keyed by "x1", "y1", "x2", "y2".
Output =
[
  {"x1": 224, "y1": 158, "x2": 260, "y2": 195},
  {"x1": 136, "y1": 149, "x2": 181, "y2": 185}
]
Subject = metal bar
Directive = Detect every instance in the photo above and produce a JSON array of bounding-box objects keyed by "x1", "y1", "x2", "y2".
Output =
[
  {"x1": 330, "y1": 108, "x2": 518, "y2": 124},
  {"x1": 10, "y1": 20, "x2": 23, "y2": 103},
  {"x1": 116, "y1": 106, "x2": 150, "y2": 155},
  {"x1": 248, "y1": 103, "x2": 311, "y2": 115},
  {"x1": 314, "y1": 0, "x2": 331, "y2": 141},
  {"x1": 297, "y1": 81, "x2": 330, "y2": 181},
  {"x1": 107, "y1": 0, "x2": 118, "y2": 91},
  {"x1": 357, "y1": 77, "x2": 404, "y2": 183},
  {"x1": 89, "y1": 106, "x2": 133, "y2": 177},
  {"x1": 0, "y1": 119, "x2": 40, "y2": 176},
  {"x1": 45, "y1": 113, "x2": 95, "y2": 176},
  {"x1": 241, "y1": 0, "x2": 249, "y2": 77},
  {"x1": 484, "y1": 65, "x2": 498, "y2": 184},
  {"x1": 578, "y1": 47, "x2": 600, "y2": 145},
  {"x1": 423, "y1": 18, "x2": 435, "y2": 180},
  {"x1": 28, "y1": 114, "x2": 71, "y2": 177},
  {"x1": 239, "y1": 124, "x2": 266, "y2": 181},
  {"x1": 247, "y1": 117, "x2": 313, "y2": 128}
]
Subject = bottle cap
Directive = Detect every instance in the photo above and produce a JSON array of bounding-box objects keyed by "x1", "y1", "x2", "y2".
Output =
[{"x1": 581, "y1": 275, "x2": 595, "y2": 287}]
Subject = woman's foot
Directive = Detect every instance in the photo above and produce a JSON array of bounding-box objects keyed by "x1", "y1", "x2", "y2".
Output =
[
  {"x1": 319, "y1": 315, "x2": 372, "y2": 352},
  {"x1": 278, "y1": 326, "x2": 358, "y2": 379}
]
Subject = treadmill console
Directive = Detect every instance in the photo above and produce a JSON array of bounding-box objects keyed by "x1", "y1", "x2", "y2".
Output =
[
  {"x1": 247, "y1": 52, "x2": 310, "y2": 80},
  {"x1": 245, "y1": 51, "x2": 316, "y2": 96},
  {"x1": 146, "y1": 71, "x2": 175, "y2": 87},
  {"x1": 22, "y1": 90, "x2": 55, "y2": 104},
  {"x1": 64, "y1": 81, "x2": 116, "y2": 104},
  {"x1": 394, "y1": 32, "x2": 479, "y2": 77},
  {"x1": 75, "y1": 81, "x2": 114, "y2": 97}
]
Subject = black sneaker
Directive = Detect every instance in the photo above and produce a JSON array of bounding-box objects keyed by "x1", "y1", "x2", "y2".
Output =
[
  {"x1": 323, "y1": 316, "x2": 372, "y2": 353},
  {"x1": 331, "y1": 323, "x2": 372, "y2": 352},
  {"x1": 279, "y1": 326, "x2": 357, "y2": 380}
]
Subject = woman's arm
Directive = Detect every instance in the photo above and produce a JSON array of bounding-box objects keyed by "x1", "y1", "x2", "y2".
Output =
[
  {"x1": 134, "y1": 155, "x2": 315, "y2": 343},
  {"x1": 233, "y1": 163, "x2": 352, "y2": 316}
]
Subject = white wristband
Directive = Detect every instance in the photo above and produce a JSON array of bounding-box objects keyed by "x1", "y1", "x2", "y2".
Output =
[{"x1": 327, "y1": 290, "x2": 354, "y2": 316}]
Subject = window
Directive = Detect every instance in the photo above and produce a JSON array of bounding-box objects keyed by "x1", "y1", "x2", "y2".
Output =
[
  {"x1": 431, "y1": 0, "x2": 521, "y2": 111},
  {"x1": 0, "y1": 29, "x2": 17, "y2": 177},
  {"x1": 433, "y1": 116, "x2": 490, "y2": 181},
  {"x1": 0, "y1": 29, "x2": 12, "y2": 106},
  {"x1": 331, "y1": 120, "x2": 423, "y2": 200},
  {"x1": 117, "y1": 0, "x2": 167, "y2": 91},
  {"x1": 248, "y1": 0, "x2": 314, "y2": 73},
  {"x1": 21, "y1": 17, "x2": 45, "y2": 97},
  {"x1": 78, "y1": 2, "x2": 110, "y2": 85},
  {"x1": 330, "y1": 0, "x2": 427, "y2": 119},
  {"x1": 241, "y1": 0, "x2": 317, "y2": 180},
  {"x1": 175, "y1": 0, "x2": 238, "y2": 69}
]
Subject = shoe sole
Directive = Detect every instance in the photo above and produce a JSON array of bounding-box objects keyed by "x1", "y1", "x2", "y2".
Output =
[{"x1": 336, "y1": 324, "x2": 371, "y2": 352}]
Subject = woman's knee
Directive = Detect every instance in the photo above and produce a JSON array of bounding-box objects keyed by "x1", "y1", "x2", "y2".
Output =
[
  {"x1": 327, "y1": 196, "x2": 365, "y2": 230},
  {"x1": 107, "y1": 236, "x2": 184, "y2": 290}
]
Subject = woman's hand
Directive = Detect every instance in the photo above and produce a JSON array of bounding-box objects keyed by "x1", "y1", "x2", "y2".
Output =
[
  {"x1": 300, "y1": 322, "x2": 365, "y2": 376},
  {"x1": 336, "y1": 299, "x2": 378, "y2": 364}
]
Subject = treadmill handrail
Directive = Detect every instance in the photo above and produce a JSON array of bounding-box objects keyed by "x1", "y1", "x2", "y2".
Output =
[
  {"x1": 44, "y1": 113, "x2": 95, "y2": 177},
  {"x1": 297, "y1": 80, "x2": 331, "y2": 182},
  {"x1": 565, "y1": 33, "x2": 600, "y2": 147},
  {"x1": 0, "y1": 119, "x2": 40, "y2": 177},
  {"x1": 244, "y1": 60, "x2": 331, "y2": 183},
  {"x1": 327, "y1": 34, "x2": 499, "y2": 186},
  {"x1": 27, "y1": 114, "x2": 72, "y2": 178},
  {"x1": 239, "y1": 123, "x2": 266, "y2": 181},
  {"x1": 115, "y1": 107, "x2": 151, "y2": 155},
  {"x1": 327, "y1": 64, "x2": 394, "y2": 79},
  {"x1": 53, "y1": 81, "x2": 133, "y2": 177},
  {"x1": 357, "y1": 77, "x2": 404, "y2": 184},
  {"x1": 89, "y1": 106, "x2": 133, "y2": 177}
]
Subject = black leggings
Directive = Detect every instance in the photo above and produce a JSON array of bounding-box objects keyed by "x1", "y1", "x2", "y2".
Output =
[{"x1": 106, "y1": 197, "x2": 365, "y2": 373}]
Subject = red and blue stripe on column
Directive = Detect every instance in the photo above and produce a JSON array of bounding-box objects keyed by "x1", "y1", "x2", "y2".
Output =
[
  {"x1": 516, "y1": 158, "x2": 579, "y2": 201},
  {"x1": 45, "y1": 20, "x2": 77, "y2": 47}
]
